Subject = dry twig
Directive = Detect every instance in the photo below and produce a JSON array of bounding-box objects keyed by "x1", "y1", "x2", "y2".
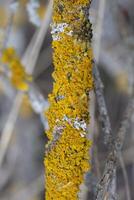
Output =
[
  {"x1": 93, "y1": 64, "x2": 112, "y2": 146},
  {"x1": 96, "y1": 93, "x2": 134, "y2": 200}
]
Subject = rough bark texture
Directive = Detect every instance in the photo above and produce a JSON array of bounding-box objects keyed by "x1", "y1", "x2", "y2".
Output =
[{"x1": 44, "y1": 0, "x2": 93, "y2": 199}]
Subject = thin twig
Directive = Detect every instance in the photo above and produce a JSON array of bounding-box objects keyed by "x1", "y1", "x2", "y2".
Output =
[
  {"x1": 88, "y1": 90, "x2": 96, "y2": 141},
  {"x1": 94, "y1": 145, "x2": 101, "y2": 179},
  {"x1": 92, "y1": 0, "x2": 117, "y2": 198},
  {"x1": 28, "y1": 83, "x2": 49, "y2": 128},
  {"x1": 93, "y1": 64, "x2": 112, "y2": 146},
  {"x1": 96, "y1": 149, "x2": 117, "y2": 200},
  {"x1": 115, "y1": 96, "x2": 134, "y2": 151},
  {"x1": 96, "y1": 95, "x2": 134, "y2": 200},
  {"x1": 22, "y1": 0, "x2": 53, "y2": 74}
]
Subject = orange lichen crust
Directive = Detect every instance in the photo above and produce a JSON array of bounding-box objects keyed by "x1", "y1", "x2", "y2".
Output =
[
  {"x1": 1, "y1": 47, "x2": 32, "y2": 91},
  {"x1": 45, "y1": 0, "x2": 93, "y2": 199}
]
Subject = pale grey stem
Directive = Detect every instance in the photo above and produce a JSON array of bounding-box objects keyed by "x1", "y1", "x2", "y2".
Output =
[
  {"x1": 0, "y1": 75, "x2": 16, "y2": 99},
  {"x1": 96, "y1": 96, "x2": 134, "y2": 200},
  {"x1": 96, "y1": 150, "x2": 118, "y2": 200},
  {"x1": 0, "y1": 92, "x2": 23, "y2": 166},
  {"x1": 22, "y1": 0, "x2": 53, "y2": 74},
  {"x1": 28, "y1": 83, "x2": 49, "y2": 129},
  {"x1": 115, "y1": 97, "x2": 134, "y2": 151},
  {"x1": 93, "y1": 0, "x2": 106, "y2": 64},
  {"x1": 22, "y1": 31, "x2": 38, "y2": 65},
  {"x1": 88, "y1": 90, "x2": 95, "y2": 141},
  {"x1": 92, "y1": 0, "x2": 116, "y2": 197},
  {"x1": 94, "y1": 145, "x2": 101, "y2": 180},
  {"x1": 92, "y1": 0, "x2": 117, "y2": 197},
  {"x1": 93, "y1": 65, "x2": 112, "y2": 146},
  {"x1": 92, "y1": 0, "x2": 112, "y2": 145}
]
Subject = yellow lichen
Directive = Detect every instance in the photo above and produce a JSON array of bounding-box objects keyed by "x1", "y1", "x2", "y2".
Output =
[
  {"x1": 45, "y1": 0, "x2": 93, "y2": 199},
  {"x1": 1, "y1": 47, "x2": 32, "y2": 91},
  {"x1": 19, "y1": 94, "x2": 33, "y2": 118},
  {"x1": 37, "y1": 4, "x2": 46, "y2": 19}
]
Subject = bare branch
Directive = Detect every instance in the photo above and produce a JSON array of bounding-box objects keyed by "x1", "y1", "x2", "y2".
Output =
[
  {"x1": 93, "y1": 64, "x2": 112, "y2": 146},
  {"x1": 115, "y1": 96, "x2": 134, "y2": 151},
  {"x1": 96, "y1": 150, "x2": 117, "y2": 200},
  {"x1": 96, "y1": 95, "x2": 134, "y2": 200}
]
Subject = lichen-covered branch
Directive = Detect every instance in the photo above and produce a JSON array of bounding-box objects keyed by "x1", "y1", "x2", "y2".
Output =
[{"x1": 44, "y1": 0, "x2": 93, "y2": 199}]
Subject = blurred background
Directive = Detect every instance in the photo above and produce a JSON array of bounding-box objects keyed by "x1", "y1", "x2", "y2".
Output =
[{"x1": 0, "y1": 0, "x2": 133, "y2": 200}]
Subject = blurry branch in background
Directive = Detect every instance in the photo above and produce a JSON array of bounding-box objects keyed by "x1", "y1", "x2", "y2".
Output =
[
  {"x1": 115, "y1": 93, "x2": 134, "y2": 152},
  {"x1": 93, "y1": 0, "x2": 106, "y2": 63},
  {"x1": 34, "y1": 46, "x2": 52, "y2": 78},
  {"x1": 0, "y1": 93, "x2": 23, "y2": 167},
  {"x1": 95, "y1": 0, "x2": 134, "y2": 79},
  {"x1": 116, "y1": 95, "x2": 134, "y2": 199},
  {"x1": 93, "y1": 65, "x2": 112, "y2": 146},
  {"x1": 92, "y1": 0, "x2": 118, "y2": 198},
  {"x1": 22, "y1": 0, "x2": 53, "y2": 74},
  {"x1": 95, "y1": 73, "x2": 134, "y2": 200},
  {"x1": 1, "y1": 0, "x2": 17, "y2": 50},
  {"x1": 0, "y1": 75, "x2": 16, "y2": 99},
  {"x1": 0, "y1": 0, "x2": 53, "y2": 168},
  {"x1": 93, "y1": 63, "x2": 117, "y2": 200},
  {"x1": 92, "y1": 0, "x2": 134, "y2": 199},
  {"x1": 28, "y1": 83, "x2": 49, "y2": 129},
  {"x1": 92, "y1": 0, "x2": 113, "y2": 146}
]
